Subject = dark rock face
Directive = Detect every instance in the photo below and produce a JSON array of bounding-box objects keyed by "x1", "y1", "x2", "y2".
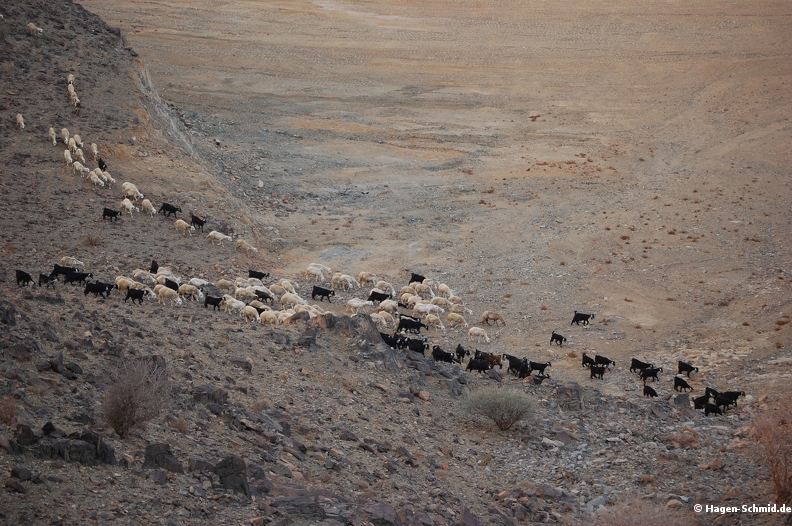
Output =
[
  {"x1": 142, "y1": 443, "x2": 184, "y2": 473},
  {"x1": 214, "y1": 455, "x2": 250, "y2": 496},
  {"x1": 272, "y1": 495, "x2": 327, "y2": 521},
  {"x1": 34, "y1": 430, "x2": 115, "y2": 466}
]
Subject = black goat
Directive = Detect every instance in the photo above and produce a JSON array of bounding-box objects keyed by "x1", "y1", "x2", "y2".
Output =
[
  {"x1": 410, "y1": 272, "x2": 426, "y2": 284},
  {"x1": 705, "y1": 387, "x2": 720, "y2": 400},
  {"x1": 678, "y1": 361, "x2": 699, "y2": 378},
  {"x1": 590, "y1": 365, "x2": 606, "y2": 380},
  {"x1": 720, "y1": 391, "x2": 746, "y2": 407},
  {"x1": 455, "y1": 344, "x2": 471, "y2": 364},
  {"x1": 431, "y1": 346, "x2": 456, "y2": 364},
  {"x1": 150, "y1": 260, "x2": 159, "y2": 274},
  {"x1": 254, "y1": 289, "x2": 274, "y2": 304},
  {"x1": 644, "y1": 385, "x2": 658, "y2": 397},
  {"x1": 674, "y1": 376, "x2": 693, "y2": 392},
  {"x1": 248, "y1": 270, "x2": 269, "y2": 280},
  {"x1": 641, "y1": 367, "x2": 663, "y2": 383},
  {"x1": 98, "y1": 158, "x2": 108, "y2": 171},
  {"x1": 379, "y1": 332, "x2": 399, "y2": 349},
  {"x1": 204, "y1": 295, "x2": 223, "y2": 310},
  {"x1": 367, "y1": 290, "x2": 390, "y2": 303},
  {"x1": 571, "y1": 311, "x2": 595, "y2": 326},
  {"x1": 312, "y1": 286, "x2": 335, "y2": 302},
  {"x1": 704, "y1": 403, "x2": 723, "y2": 417},
  {"x1": 594, "y1": 355, "x2": 615, "y2": 369},
  {"x1": 504, "y1": 354, "x2": 526, "y2": 376},
  {"x1": 38, "y1": 273, "x2": 58, "y2": 288},
  {"x1": 64, "y1": 271, "x2": 93, "y2": 285},
  {"x1": 466, "y1": 359, "x2": 492, "y2": 374},
  {"x1": 405, "y1": 338, "x2": 428, "y2": 354},
  {"x1": 163, "y1": 278, "x2": 179, "y2": 292},
  {"x1": 398, "y1": 317, "x2": 427, "y2": 334},
  {"x1": 693, "y1": 395, "x2": 710, "y2": 410},
  {"x1": 125, "y1": 288, "x2": 150, "y2": 304},
  {"x1": 715, "y1": 395, "x2": 737, "y2": 411},
  {"x1": 528, "y1": 361, "x2": 552, "y2": 375},
  {"x1": 51, "y1": 264, "x2": 78, "y2": 279},
  {"x1": 84, "y1": 281, "x2": 116, "y2": 297},
  {"x1": 102, "y1": 207, "x2": 120, "y2": 221},
  {"x1": 550, "y1": 331, "x2": 567, "y2": 346},
  {"x1": 191, "y1": 213, "x2": 208, "y2": 232},
  {"x1": 159, "y1": 203, "x2": 181, "y2": 218},
  {"x1": 15, "y1": 270, "x2": 35, "y2": 287},
  {"x1": 581, "y1": 352, "x2": 595, "y2": 368},
  {"x1": 630, "y1": 358, "x2": 654, "y2": 374}
]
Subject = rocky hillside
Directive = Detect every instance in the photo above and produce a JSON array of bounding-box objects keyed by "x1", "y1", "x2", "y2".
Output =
[{"x1": 0, "y1": 1, "x2": 786, "y2": 525}]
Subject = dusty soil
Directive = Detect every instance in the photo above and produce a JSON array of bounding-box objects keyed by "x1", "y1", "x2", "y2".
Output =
[{"x1": 0, "y1": 0, "x2": 791, "y2": 524}]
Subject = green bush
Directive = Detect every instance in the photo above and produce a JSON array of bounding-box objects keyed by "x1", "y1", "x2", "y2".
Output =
[
  {"x1": 463, "y1": 388, "x2": 535, "y2": 431},
  {"x1": 103, "y1": 358, "x2": 171, "y2": 438}
]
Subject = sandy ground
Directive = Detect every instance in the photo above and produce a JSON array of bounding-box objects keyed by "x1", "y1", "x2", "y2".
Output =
[{"x1": 74, "y1": 0, "x2": 792, "y2": 397}]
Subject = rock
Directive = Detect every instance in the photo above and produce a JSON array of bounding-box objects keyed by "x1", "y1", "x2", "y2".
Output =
[
  {"x1": 297, "y1": 328, "x2": 318, "y2": 347},
  {"x1": 272, "y1": 495, "x2": 327, "y2": 520},
  {"x1": 10, "y1": 466, "x2": 32, "y2": 481},
  {"x1": 674, "y1": 393, "x2": 689, "y2": 407},
  {"x1": 340, "y1": 430, "x2": 360, "y2": 442},
  {"x1": 142, "y1": 443, "x2": 184, "y2": 473},
  {"x1": 4, "y1": 479, "x2": 26, "y2": 493},
  {"x1": 666, "y1": 499, "x2": 683, "y2": 508},
  {"x1": 148, "y1": 469, "x2": 168, "y2": 485},
  {"x1": 16, "y1": 425, "x2": 39, "y2": 446},
  {"x1": 486, "y1": 369, "x2": 503, "y2": 382},
  {"x1": 364, "y1": 502, "x2": 402, "y2": 526},
  {"x1": 556, "y1": 382, "x2": 583, "y2": 410},
  {"x1": 459, "y1": 505, "x2": 484, "y2": 526},
  {"x1": 283, "y1": 311, "x2": 310, "y2": 324},
  {"x1": 188, "y1": 457, "x2": 216, "y2": 473},
  {"x1": 542, "y1": 437, "x2": 564, "y2": 448},
  {"x1": 417, "y1": 391, "x2": 430, "y2": 401},
  {"x1": 230, "y1": 356, "x2": 253, "y2": 373},
  {"x1": 192, "y1": 384, "x2": 229, "y2": 405},
  {"x1": 6, "y1": 343, "x2": 32, "y2": 361},
  {"x1": 215, "y1": 455, "x2": 250, "y2": 496}
]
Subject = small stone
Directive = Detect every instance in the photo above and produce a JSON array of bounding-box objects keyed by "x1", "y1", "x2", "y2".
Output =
[{"x1": 666, "y1": 499, "x2": 683, "y2": 508}]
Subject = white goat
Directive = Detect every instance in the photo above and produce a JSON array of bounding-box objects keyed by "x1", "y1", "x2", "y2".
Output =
[
  {"x1": 27, "y1": 23, "x2": 42, "y2": 37},
  {"x1": 140, "y1": 199, "x2": 156, "y2": 217},
  {"x1": 73, "y1": 134, "x2": 83, "y2": 148},
  {"x1": 91, "y1": 143, "x2": 99, "y2": 159},
  {"x1": 220, "y1": 296, "x2": 246, "y2": 314},
  {"x1": 63, "y1": 149, "x2": 73, "y2": 165},
  {"x1": 68, "y1": 137, "x2": 77, "y2": 153},
  {"x1": 346, "y1": 298, "x2": 374, "y2": 315},
  {"x1": 121, "y1": 182, "x2": 143, "y2": 201},
  {"x1": 59, "y1": 256, "x2": 84, "y2": 267},
  {"x1": 48, "y1": 127, "x2": 57, "y2": 146},
  {"x1": 72, "y1": 161, "x2": 89, "y2": 175},
  {"x1": 89, "y1": 172, "x2": 105, "y2": 187},
  {"x1": 468, "y1": 327, "x2": 491, "y2": 343},
  {"x1": 281, "y1": 292, "x2": 307, "y2": 310},
  {"x1": 156, "y1": 287, "x2": 183, "y2": 306},
  {"x1": 60, "y1": 128, "x2": 69, "y2": 145},
  {"x1": 120, "y1": 198, "x2": 138, "y2": 216},
  {"x1": 15, "y1": 114, "x2": 24, "y2": 129}
]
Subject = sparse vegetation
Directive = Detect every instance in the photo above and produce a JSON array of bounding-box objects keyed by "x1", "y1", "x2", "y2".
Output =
[
  {"x1": 0, "y1": 397, "x2": 16, "y2": 425},
  {"x1": 463, "y1": 388, "x2": 535, "y2": 431},
  {"x1": 754, "y1": 395, "x2": 792, "y2": 506},
  {"x1": 592, "y1": 498, "x2": 693, "y2": 526},
  {"x1": 83, "y1": 233, "x2": 103, "y2": 247},
  {"x1": 103, "y1": 358, "x2": 171, "y2": 438}
]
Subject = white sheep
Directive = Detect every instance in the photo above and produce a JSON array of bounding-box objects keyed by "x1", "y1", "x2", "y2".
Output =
[
  {"x1": 260, "y1": 310, "x2": 280, "y2": 325},
  {"x1": 468, "y1": 327, "x2": 491, "y2": 343},
  {"x1": 140, "y1": 199, "x2": 156, "y2": 217},
  {"x1": 450, "y1": 303, "x2": 473, "y2": 315},
  {"x1": 431, "y1": 296, "x2": 451, "y2": 308},
  {"x1": 174, "y1": 219, "x2": 195, "y2": 236},
  {"x1": 281, "y1": 292, "x2": 307, "y2": 310},
  {"x1": 424, "y1": 314, "x2": 445, "y2": 331},
  {"x1": 120, "y1": 198, "x2": 138, "y2": 216},
  {"x1": 132, "y1": 269, "x2": 157, "y2": 286},
  {"x1": 235, "y1": 239, "x2": 257, "y2": 254},
  {"x1": 67, "y1": 74, "x2": 75, "y2": 85},
  {"x1": 448, "y1": 295, "x2": 464, "y2": 305},
  {"x1": 309, "y1": 262, "x2": 332, "y2": 273},
  {"x1": 121, "y1": 182, "x2": 143, "y2": 201},
  {"x1": 60, "y1": 128, "x2": 69, "y2": 145},
  {"x1": 205, "y1": 230, "x2": 232, "y2": 246},
  {"x1": 63, "y1": 149, "x2": 73, "y2": 165},
  {"x1": 71, "y1": 161, "x2": 90, "y2": 175},
  {"x1": 176, "y1": 284, "x2": 203, "y2": 301},
  {"x1": 278, "y1": 310, "x2": 295, "y2": 323},
  {"x1": 73, "y1": 134, "x2": 83, "y2": 148},
  {"x1": 220, "y1": 296, "x2": 246, "y2": 314},
  {"x1": 377, "y1": 299, "x2": 399, "y2": 315},
  {"x1": 401, "y1": 293, "x2": 421, "y2": 308},
  {"x1": 400, "y1": 285, "x2": 417, "y2": 296},
  {"x1": 48, "y1": 127, "x2": 57, "y2": 146},
  {"x1": 234, "y1": 287, "x2": 257, "y2": 302},
  {"x1": 369, "y1": 312, "x2": 389, "y2": 330},
  {"x1": 279, "y1": 279, "x2": 299, "y2": 294},
  {"x1": 268, "y1": 284, "x2": 286, "y2": 296},
  {"x1": 346, "y1": 298, "x2": 374, "y2": 315},
  {"x1": 412, "y1": 282, "x2": 434, "y2": 299},
  {"x1": 446, "y1": 312, "x2": 469, "y2": 328},
  {"x1": 67, "y1": 83, "x2": 75, "y2": 95},
  {"x1": 304, "y1": 266, "x2": 325, "y2": 282},
  {"x1": 74, "y1": 148, "x2": 86, "y2": 165},
  {"x1": 59, "y1": 256, "x2": 84, "y2": 267},
  {"x1": 235, "y1": 277, "x2": 262, "y2": 288},
  {"x1": 331, "y1": 273, "x2": 360, "y2": 291},
  {"x1": 68, "y1": 137, "x2": 77, "y2": 153},
  {"x1": 155, "y1": 269, "x2": 180, "y2": 283},
  {"x1": 249, "y1": 300, "x2": 270, "y2": 311},
  {"x1": 215, "y1": 279, "x2": 236, "y2": 292},
  {"x1": 15, "y1": 114, "x2": 24, "y2": 129},
  {"x1": 70, "y1": 92, "x2": 80, "y2": 107},
  {"x1": 357, "y1": 271, "x2": 377, "y2": 286},
  {"x1": 101, "y1": 171, "x2": 116, "y2": 185},
  {"x1": 156, "y1": 287, "x2": 183, "y2": 306},
  {"x1": 89, "y1": 172, "x2": 105, "y2": 187},
  {"x1": 91, "y1": 143, "x2": 99, "y2": 159},
  {"x1": 241, "y1": 305, "x2": 260, "y2": 322},
  {"x1": 481, "y1": 310, "x2": 506, "y2": 327},
  {"x1": 437, "y1": 283, "x2": 454, "y2": 297},
  {"x1": 372, "y1": 310, "x2": 394, "y2": 328},
  {"x1": 27, "y1": 23, "x2": 42, "y2": 37}
]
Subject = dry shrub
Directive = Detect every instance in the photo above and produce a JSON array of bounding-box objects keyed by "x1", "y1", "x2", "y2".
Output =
[
  {"x1": 0, "y1": 397, "x2": 16, "y2": 425},
  {"x1": 103, "y1": 358, "x2": 171, "y2": 438},
  {"x1": 754, "y1": 395, "x2": 792, "y2": 505},
  {"x1": 592, "y1": 498, "x2": 693, "y2": 526},
  {"x1": 170, "y1": 417, "x2": 189, "y2": 434},
  {"x1": 463, "y1": 388, "x2": 535, "y2": 431}
]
